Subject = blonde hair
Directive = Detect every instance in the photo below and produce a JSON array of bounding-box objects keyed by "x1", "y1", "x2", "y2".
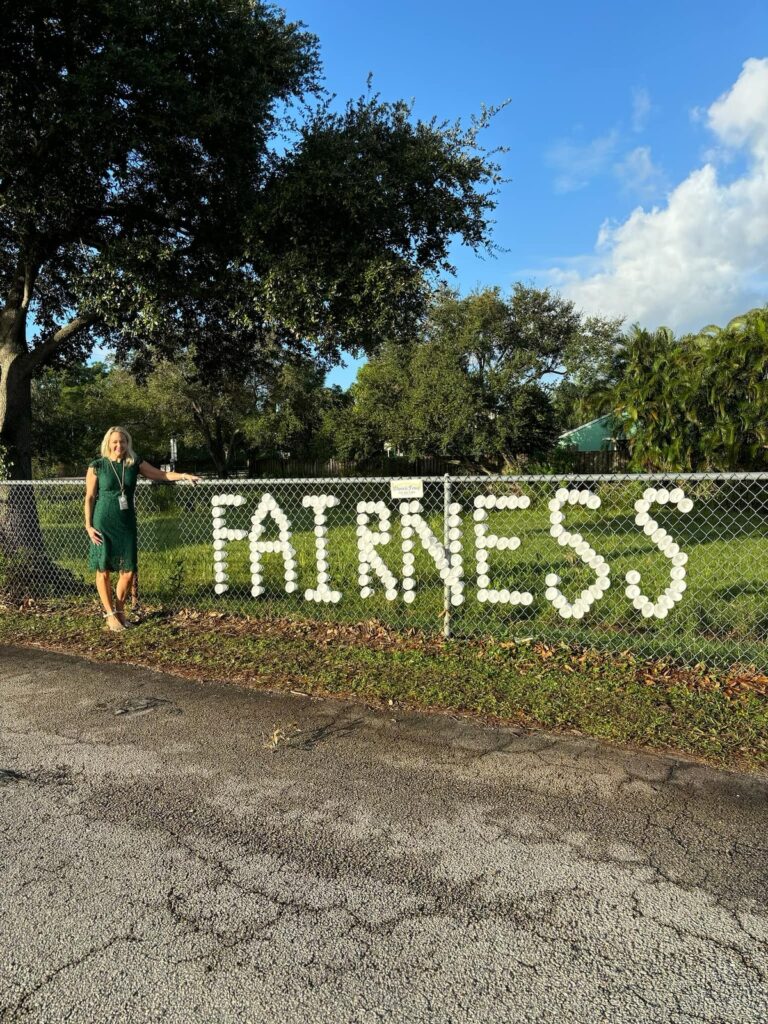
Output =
[{"x1": 99, "y1": 426, "x2": 138, "y2": 466}]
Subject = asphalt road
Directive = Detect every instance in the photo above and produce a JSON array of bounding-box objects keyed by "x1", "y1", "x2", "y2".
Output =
[{"x1": 1, "y1": 644, "x2": 767, "y2": 1023}]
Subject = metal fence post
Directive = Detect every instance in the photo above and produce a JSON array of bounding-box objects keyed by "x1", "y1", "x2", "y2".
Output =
[{"x1": 443, "y1": 473, "x2": 451, "y2": 639}]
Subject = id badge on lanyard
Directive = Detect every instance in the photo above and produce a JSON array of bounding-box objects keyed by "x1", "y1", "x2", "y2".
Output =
[{"x1": 110, "y1": 460, "x2": 128, "y2": 511}]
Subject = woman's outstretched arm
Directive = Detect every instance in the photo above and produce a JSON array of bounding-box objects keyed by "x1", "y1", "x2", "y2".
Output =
[{"x1": 138, "y1": 462, "x2": 201, "y2": 483}]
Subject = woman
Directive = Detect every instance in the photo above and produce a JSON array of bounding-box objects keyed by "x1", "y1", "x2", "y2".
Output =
[{"x1": 84, "y1": 426, "x2": 201, "y2": 631}]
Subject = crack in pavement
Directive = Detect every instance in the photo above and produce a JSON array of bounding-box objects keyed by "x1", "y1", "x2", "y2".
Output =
[
  {"x1": 157, "y1": 823, "x2": 593, "y2": 951},
  {"x1": 109, "y1": 695, "x2": 179, "y2": 716},
  {"x1": 0, "y1": 764, "x2": 75, "y2": 788},
  {"x1": 629, "y1": 890, "x2": 767, "y2": 983},
  {"x1": 3, "y1": 930, "x2": 142, "y2": 1022},
  {"x1": 3, "y1": 646, "x2": 767, "y2": 1022}
]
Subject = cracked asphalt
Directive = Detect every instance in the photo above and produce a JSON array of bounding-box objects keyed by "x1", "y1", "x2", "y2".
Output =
[{"x1": 1, "y1": 644, "x2": 767, "y2": 1024}]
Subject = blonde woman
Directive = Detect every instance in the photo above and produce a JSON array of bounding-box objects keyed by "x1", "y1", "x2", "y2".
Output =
[{"x1": 85, "y1": 426, "x2": 201, "y2": 631}]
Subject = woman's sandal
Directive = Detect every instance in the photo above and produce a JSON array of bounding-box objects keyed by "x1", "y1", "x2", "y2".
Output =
[
  {"x1": 103, "y1": 609, "x2": 126, "y2": 632},
  {"x1": 114, "y1": 601, "x2": 131, "y2": 628}
]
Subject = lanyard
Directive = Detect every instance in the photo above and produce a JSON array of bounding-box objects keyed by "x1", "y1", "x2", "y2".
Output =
[{"x1": 108, "y1": 458, "x2": 125, "y2": 495}]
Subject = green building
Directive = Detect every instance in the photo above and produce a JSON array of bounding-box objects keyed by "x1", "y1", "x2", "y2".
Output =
[{"x1": 557, "y1": 414, "x2": 623, "y2": 453}]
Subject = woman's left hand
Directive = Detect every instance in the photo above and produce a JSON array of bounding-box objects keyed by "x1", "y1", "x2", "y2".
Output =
[{"x1": 180, "y1": 473, "x2": 202, "y2": 484}]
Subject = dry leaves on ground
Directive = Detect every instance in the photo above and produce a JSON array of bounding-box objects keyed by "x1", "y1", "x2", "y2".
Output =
[{"x1": 5, "y1": 601, "x2": 768, "y2": 700}]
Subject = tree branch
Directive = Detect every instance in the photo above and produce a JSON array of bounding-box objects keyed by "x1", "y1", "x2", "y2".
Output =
[
  {"x1": 225, "y1": 426, "x2": 242, "y2": 464},
  {"x1": 22, "y1": 262, "x2": 39, "y2": 310},
  {"x1": 4, "y1": 256, "x2": 31, "y2": 312},
  {"x1": 190, "y1": 400, "x2": 214, "y2": 449},
  {"x1": 25, "y1": 314, "x2": 98, "y2": 374},
  {"x1": 190, "y1": 400, "x2": 225, "y2": 473}
]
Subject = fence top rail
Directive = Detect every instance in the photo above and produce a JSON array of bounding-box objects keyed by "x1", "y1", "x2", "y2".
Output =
[
  {"x1": 453, "y1": 472, "x2": 768, "y2": 483},
  {"x1": 7, "y1": 471, "x2": 768, "y2": 486}
]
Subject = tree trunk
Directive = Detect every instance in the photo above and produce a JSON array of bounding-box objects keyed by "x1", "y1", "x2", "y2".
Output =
[
  {"x1": 214, "y1": 417, "x2": 228, "y2": 479},
  {"x1": 222, "y1": 423, "x2": 242, "y2": 478},
  {"x1": 190, "y1": 401, "x2": 230, "y2": 478},
  {"x1": 0, "y1": 307, "x2": 33, "y2": 479},
  {"x1": 0, "y1": 313, "x2": 84, "y2": 598}
]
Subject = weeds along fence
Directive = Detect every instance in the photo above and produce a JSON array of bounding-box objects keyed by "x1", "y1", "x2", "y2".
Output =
[{"x1": 1, "y1": 473, "x2": 767, "y2": 671}]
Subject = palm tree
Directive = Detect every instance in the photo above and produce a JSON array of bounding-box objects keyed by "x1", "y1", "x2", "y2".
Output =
[
  {"x1": 691, "y1": 308, "x2": 768, "y2": 470},
  {"x1": 612, "y1": 326, "x2": 701, "y2": 470}
]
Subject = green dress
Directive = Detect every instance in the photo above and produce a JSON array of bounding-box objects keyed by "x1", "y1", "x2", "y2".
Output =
[{"x1": 87, "y1": 456, "x2": 143, "y2": 572}]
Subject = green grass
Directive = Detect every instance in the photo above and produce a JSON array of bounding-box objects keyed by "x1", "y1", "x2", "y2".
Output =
[
  {"x1": 10, "y1": 477, "x2": 768, "y2": 671},
  {"x1": 0, "y1": 602, "x2": 765, "y2": 775}
]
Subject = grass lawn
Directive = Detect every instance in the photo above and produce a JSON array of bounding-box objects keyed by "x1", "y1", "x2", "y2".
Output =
[
  {"x1": 1, "y1": 599, "x2": 766, "y2": 776},
  {"x1": 22, "y1": 476, "x2": 768, "y2": 671},
  {"x1": 2, "y1": 476, "x2": 766, "y2": 775}
]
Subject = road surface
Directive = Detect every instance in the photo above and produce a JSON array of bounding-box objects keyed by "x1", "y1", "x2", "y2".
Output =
[{"x1": 1, "y1": 644, "x2": 767, "y2": 1023}]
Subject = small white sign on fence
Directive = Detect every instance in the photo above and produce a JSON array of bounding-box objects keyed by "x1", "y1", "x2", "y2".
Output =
[{"x1": 390, "y1": 479, "x2": 424, "y2": 500}]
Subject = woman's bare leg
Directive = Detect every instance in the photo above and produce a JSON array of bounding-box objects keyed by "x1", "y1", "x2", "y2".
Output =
[
  {"x1": 96, "y1": 570, "x2": 124, "y2": 631},
  {"x1": 95, "y1": 569, "x2": 114, "y2": 612},
  {"x1": 114, "y1": 571, "x2": 135, "y2": 626}
]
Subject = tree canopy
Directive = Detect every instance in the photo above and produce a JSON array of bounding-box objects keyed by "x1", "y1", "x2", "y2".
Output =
[
  {"x1": 613, "y1": 310, "x2": 768, "y2": 471},
  {"x1": 0, "y1": 0, "x2": 504, "y2": 478},
  {"x1": 30, "y1": 346, "x2": 348, "y2": 477},
  {"x1": 333, "y1": 284, "x2": 621, "y2": 470},
  {"x1": 28, "y1": 300, "x2": 768, "y2": 477}
]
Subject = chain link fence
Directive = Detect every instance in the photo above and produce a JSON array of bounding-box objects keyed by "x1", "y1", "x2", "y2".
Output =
[{"x1": 1, "y1": 473, "x2": 767, "y2": 671}]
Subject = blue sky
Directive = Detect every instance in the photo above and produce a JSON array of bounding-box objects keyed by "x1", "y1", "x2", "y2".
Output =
[{"x1": 279, "y1": 0, "x2": 768, "y2": 387}]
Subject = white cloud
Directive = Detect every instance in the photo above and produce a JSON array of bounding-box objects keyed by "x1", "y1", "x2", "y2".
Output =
[
  {"x1": 707, "y1": 58, "x2": 768, "y2": 158},
  {"x1": 547, "y1": 58, "x2": 768, "y2": 333},
  {"x1": 546, "y1": 131, "x2": 619, "y2": 193},
  {"x1": 631, "y1": 88, "x2": 651, "y2": 132},
  {"x1": 547, "y1": 89, "x2": 654, "y2": 194},
  {"x1": 614, "y1": 146, "x2": 667, "y2": 198}
]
